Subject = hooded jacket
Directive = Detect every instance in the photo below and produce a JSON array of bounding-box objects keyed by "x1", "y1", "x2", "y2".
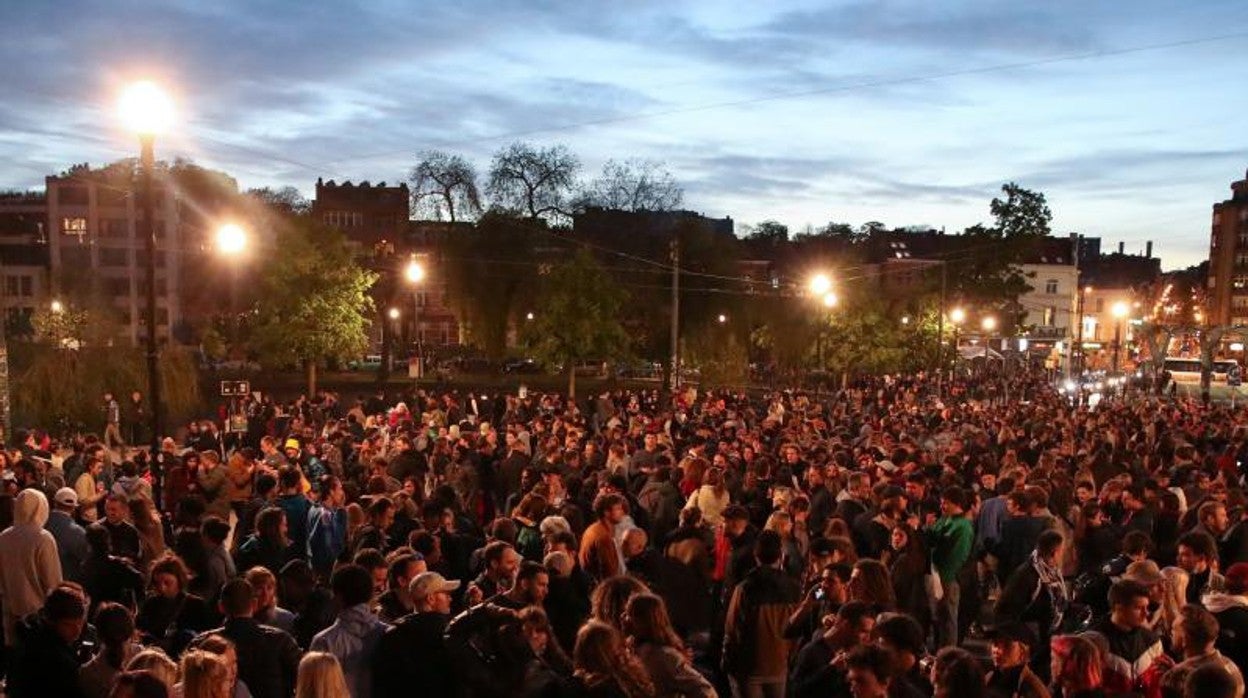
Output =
[
  {"x1": 1205, "y1": 591, "x2": 1248, "y2": 673},
  {"x1": 309, "y1": 603, "x2": 389, "y2": 698},
  {"x1": 0, "y1": 489, "x2": 63, "y2": 645}
]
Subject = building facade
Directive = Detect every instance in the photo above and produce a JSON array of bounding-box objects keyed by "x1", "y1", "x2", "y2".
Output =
[
  {"x1": 0, "y1": 192, "x2": 51, "y2": 335},
  {"x1": 1208, "y1": 168, "x2": 1248, "y2": 326},
  {"x1": 313, "y1": 178, "x2": 409, "y2": 248}
]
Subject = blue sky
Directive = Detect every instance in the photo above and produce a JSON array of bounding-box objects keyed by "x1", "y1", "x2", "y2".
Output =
[{"x1": 1, "y1": 0, "x2": 1245, "y2": 268}]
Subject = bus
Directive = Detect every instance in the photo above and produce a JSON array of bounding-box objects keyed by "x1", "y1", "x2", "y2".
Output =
[{"x1": 1163, "y1": 357, "x2": 1241, "y2": 384}]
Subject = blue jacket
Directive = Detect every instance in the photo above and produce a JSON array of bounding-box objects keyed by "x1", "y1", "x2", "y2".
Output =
[{"x1": 306, "y1": 504, "x2": 346, "y2": 574}]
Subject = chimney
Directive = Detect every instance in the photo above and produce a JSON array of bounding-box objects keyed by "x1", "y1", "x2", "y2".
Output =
[
  {"x1": 1145, "y1": 241, "x2": 1153, "y2": 259},
  {"x1": 1118, "y1": 241, "x2": 1124, "y2": 254}
]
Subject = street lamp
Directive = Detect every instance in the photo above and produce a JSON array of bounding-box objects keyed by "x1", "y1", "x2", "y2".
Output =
[
  {"x1": 50, "y1": 300, "x2": 64, "y2": 314},
  {"x1": 809, "y1": 273, "x2": 832, "y2": 296},
  {"x1": 821, "y1": 292, "x2": 838, "y2": 308},
  {"x1": 1111, "y1": 300, "x2": 1129, "y2": 373},
  {"x1": 525, "y1": 312, "x2": 534, "y2": 321},
  {"x1": 119, "y1": 79, "x2": 172, "y2": 485},
  {"x1": 405, "y1": 257, "x2": 426, "y2": 378},
  {"x1": 949, "y1": 307, "x2": 965, "y2": 378},
  {"x1": 216, "y1": 223, "x2": 247, "y2": 255},
  {"x1": 387, "y1": 307, "x2": 401, "y2": 321},
  {"x1": 717, "y1": 314, "x2": 727, "y2": 324}
]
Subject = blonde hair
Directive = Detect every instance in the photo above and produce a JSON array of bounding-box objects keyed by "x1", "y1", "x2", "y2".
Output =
[
  {"x1": 1158, "y1": 566, "x2": 1189, "y2": 631},
  {"x1": 126, "y1": 648, "x2": 180, "y2": 688},
  {"x1": 295, "y1": 652, "x2": 350, "y2": 698},
  {"x1": 180, "y1": 650, "x2": 231, "y2": 698}
]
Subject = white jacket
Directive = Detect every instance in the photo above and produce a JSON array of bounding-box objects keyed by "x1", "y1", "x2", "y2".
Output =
[{"x1": 0, "y1": 489, "x2": 63, "y2": 645}]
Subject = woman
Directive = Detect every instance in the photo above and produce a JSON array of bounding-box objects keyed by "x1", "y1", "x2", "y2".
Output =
[
  {"x1": 179, "y1": 651, "x2": 232, "y2": 698},
  {"x1": 683, "y1": 468, "x2": 730, "y2": 527},
  {"x1": 764, "y1": 510, "x2": 804, "y2": 579},
  {"x1": 572, "y1": 621, "x2": 656, "y2": 698},
  {"x1": 622, "y1": 593, "x2": 715, "y2": 698},
  {"x1": 590, "y1": 576, "x2": 650, "y2": 632},
  {"x1": 515, "y1": 607, "x2": 575, "y2": 695},
  {"x1": 108, "y1": 671, "x2": 170, "y2": 698},
  {"x1": 129, "y1": 496, "x2": 167, "y2": 571},
  {"x1": 677, "y1": 458, "x2": 708, "y2": 499},
  {"x1": 889, "y1": 524, "x2": 932, "y2": 628},
  {"x1": 1157, "y1": 566, "x2": 1189, "y2": 636},
  {"x1": 1050, "y1": 635, "x2": 1106, "y2": 698},
  {"x1": 294, "y1": 652, "x2": 350, "y2": 698},
  {"x1": 136, "y1": 554, "x2": 213, "y2": 657},
  {"x1": 932, "y1": 647, "x2": 985, "y2": 698},
  {"x1": 80, "y1": 603, "x2": 142, "y2": 698},
  {"x1": 512, "y1": 493, "x2": 549, "y2": 562},
  {"x1": 849, "y1": 559, "x2": 896, "y2": 611},
  {"x1": 126, "y1": 649, "x2": 180, "y2": 691}
]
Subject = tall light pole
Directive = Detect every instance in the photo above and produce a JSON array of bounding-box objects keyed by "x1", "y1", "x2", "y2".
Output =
[
  {"x1": 949, "y1": 307, "x2": 965, "y2": 384},
  {"x1": 119, "y1": 80, "x2": 173, "y2": 476},
  {"x1": 1112, "y1": 300, "x2": 1129, "y2": 374},
  {"x1": 405, "y1": 257, "x2": 426, "y2": 379}
]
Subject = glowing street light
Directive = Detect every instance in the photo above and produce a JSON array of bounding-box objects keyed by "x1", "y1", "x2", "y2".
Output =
[
  {"x1": 1111, "y1": 301, "x2": 1129, "y2": 373},
  {"x1": 50, "y1": 300, "x2": 64, "y2": 314},
  {"x1": 525, "y1": 312, "x2": 535, "y2": 321},
  {"x1": 717, "y1": 314, "x2": 727, "y2": 323},
  {"x1": 822, "y1": 292, "x2": 838, "y2": 308},
  {"x1": 404, "y1": 257, "x2": 427, "y2": 377},
  {"x1": 950, "y1": 307, "x2": 966, "y2": 324},
  {"x1": 216, "y1": 223, "x2": 247, "y2": 255},
  {"x1": 1111, "y1": 301, "x2": 1129, "y2": 319},
  {"x1": 981, "y1": 316, "x2": 997, "y2": 332},
  {"x1": 118, "y1": 80, "x2": 174, "y2": 137},
  {"x1": 900, "y1": 315, "x2": 910, "y2": 326},
  {"x1": 809, "y1": 273, "x2": 832, "y2": 296},
  {"x1": 404, "y1": 258, "x2": 426, "y2": 284},
  {"x1": 387, "y1": 307, "x2": 401, "y2": 320}
]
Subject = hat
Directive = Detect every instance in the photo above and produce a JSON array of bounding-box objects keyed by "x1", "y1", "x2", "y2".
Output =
[
  {"x1": 877, "y1": 459, "x2": 898, "y2": 473},
  {"x1": 986, "y1": 622, "x2": 1037, "y2": 647},
  {"x1": 54, "y1": 487, "x2": 78, "y2": 508},
  {"x1": 409, "y1": 572, "x2": 461, "y2": 600},
  {"x1": 1121, "y1": 560, "x2": 1164, "y2": 586},
  {"x1": 283, "y1": 438, "x2": 300, "y2": 451}
]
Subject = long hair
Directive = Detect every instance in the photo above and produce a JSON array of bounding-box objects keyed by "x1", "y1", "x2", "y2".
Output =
[
  {"x1": 932, "y1": 647, "x2": 984, "y2": 698},
  {"x1": 623, "y1": 593, "x2": 683, "y2": 652},
  {"x1": 95, "y1": 602, "x2": 136, "y2": 670},
  {"x1": 179, "y1": 651, "x2": 231, "y2": 698},
  {"x1": 126, "y1": 649, "x2": 179, "y2": 689},
  {"x1": 573, "y1": 621, "x2": 655, "y2": 698},
  {"x1": 1159, "y1": 566, "x2": 1189, "y2": 632},
  {"x1": 295, "y1": 652, "x2": 350, "y2": 698},
  {"x1": 850, "y1": 559, "x2": 896, "y2": 610},
  {"x1": 590, "y1": 575, "x2": 649, "y2": 631},
  {"x1": 1051, "y1": 635, "x2": 1102, "y2": 691}
]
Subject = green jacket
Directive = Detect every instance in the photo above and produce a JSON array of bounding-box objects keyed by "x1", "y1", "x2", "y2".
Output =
[{"x1": 928, "y1": 515, "x2": 973, "y2": 583}]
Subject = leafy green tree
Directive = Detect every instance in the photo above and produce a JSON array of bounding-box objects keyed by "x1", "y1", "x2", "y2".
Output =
[
  {"x1": 249, "y1": 220, "x2": 378, "y2": 396},
  {"x1": 441, "y1": 212, "x2": 539, "y2": 358},
  {"x1": 521, "y1": 250, "x2": 630, "y2": 397},
  {"x1": 991, "y1": 182, "x2": 1052, "y2": 238}
]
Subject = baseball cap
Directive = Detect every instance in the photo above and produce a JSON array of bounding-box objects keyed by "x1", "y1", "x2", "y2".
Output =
[
  {"x1": 54, "y1": 487, "x2": 79, "y2": 508},
  {"x1": 283, "y1": 438, "x2": 300, "y2": 451},
  {"x1": 409, "y1": 572, "x2": 461, "y2": 600}
]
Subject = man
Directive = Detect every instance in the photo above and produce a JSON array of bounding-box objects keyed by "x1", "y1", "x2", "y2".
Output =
[
  {"x1": 376, "y1": 553, "x2": 426, "y2": 623},
  {"x1": 1093, "y1": 579, "x2": 1165, "y2": 693},
  {"x1": 1120, "y1": 484, "x2": 1155, "y2": 538},
  {"x1": 198, "y1": 451, "x2": 231, "y2": 520},
  {"x1": 723, "y1": 530, "x2": 802, "y2": 698},
  {"x1": 103, "y1": 391, "x2": 124, "y2": 450},
  {"x1": 470, "y1": 540, "x2": 521, "y2": 601},
  {"x1": 89, "y1": 492, "x2": 142, "y2": 564},
  {"x1": 1205, "y1": 562, "x2": 1248, "y2": 673},
  {"x1": 789, "y1": 601, "x2": 874, "y2": 698},
  {"x1": 992, "y1": 490, "x2": 1051, "y2": 583},
  {"x1": 927, "y1": 486, "x2": 973, "y2": 648},
  {"x1": 490, "y1": 559, "x2": 549, "y2": 611},
  {"x1": 1176, "y1": 530, "x2": 1226, "y2": 604},
  {"x1": 372, "y1": 571, "x2": 461, "y2": 698},
  {"x1": 311, "y1": 564, "x2": 390, "y2": 698},
  {"x1": 6, "y1": 586, "x2": 88, "y2": 698},
  {"x1": 275, "y1": 467, "x2": 311, "y2": 560},
  {"x1": 994, "y1": 530, "x2": 1068, "y2": 681},
  {"x1": 46, "y1": 487, "x2": 89, "y2": 582},
  {"x1": 984, "y1": 623, "x2": 1050, "y2": 698},
  {"x1": 784, "y1": 562, "x2": 850, "y2": 645},
  {"x1": 1161, "y1": 604, "x2": 1244, "y2": 698},
  {"x1": 0, "y1": 489, "x2": 63, "y2": 647},
  {"x1": 844, "y1": 645, "x2": 897, "y2": 698},
  {"x1": 73, "y1": 454, "x2": 106, "y2": 524},
  {"x1": 307, "y1": 475, "x2": 348, "y2": 577},
  {"x1": 579, "y1": 492, "x2": 627, "y2": 582},
  {"x1": 1192, "y1": 500, "x2": 1231, "y2": 544},
  {"x1": 193, "y1": 578, "x2": 301, "y2": 698},
  {"x1": 874, "y1": 613, "x2": 933, "y2": 698}
]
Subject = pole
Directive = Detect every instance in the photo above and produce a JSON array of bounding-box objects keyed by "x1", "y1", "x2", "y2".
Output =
[
  {"x1": 140, "y1": 135, "x2": 163, "y2": 501},
  {"x1": 1113, "y1": 322, "x2": 1122, "y2": 374},
  {"x1": 669, "y1": 238, "x2": 680, "y2": 394},
  {"x1": 937, "y1": 262, "x2": 946, "y2": 397},
  {"x1": 1075, "y1": 289, "x2": 1086, "y2": 375},
  {"x1": 412, "y1": 289, "x2": 422, "y2": 380}
]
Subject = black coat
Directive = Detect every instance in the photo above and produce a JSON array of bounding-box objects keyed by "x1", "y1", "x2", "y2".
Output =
[
  {"x1": 193, "y1": 618, "x2": 300, "y2": 698},
  {"x1": 8, "y1": 616, "x2": 86, "y2": 698},
  {"x1": 373, "y1": 612, "x2": 455, "y2": 698}
]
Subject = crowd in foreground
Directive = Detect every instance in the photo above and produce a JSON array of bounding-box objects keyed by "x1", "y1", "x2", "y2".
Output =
[{"x1": 1, "y1": 369, "x2": 1247, "y2": 698}]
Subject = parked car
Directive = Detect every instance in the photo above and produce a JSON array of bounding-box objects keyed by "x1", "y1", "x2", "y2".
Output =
[
  {"x1": 348, "y1": 354, "x2": 385, "y2": 371},
  {"x1": 502, "y1": 358, "x2": 543, "y2": 374}
]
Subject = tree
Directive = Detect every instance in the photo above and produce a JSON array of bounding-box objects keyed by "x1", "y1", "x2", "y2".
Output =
[
  {"x1": 442, "y1": 212, "x2": 539, "y2": 358},
  {"x1": 576, "y1": 159, "x2": 682, "y2": 212},
  {"x1": 521, "y1": 250, "x2": 630, "y2": 397},
  {"x1": 249, "y1": 219, "x2": 378, "y2": 396},
  {"x1": 991, "y1": 182, "x2": 1052, "y2": 238},
  {"x1": 487, "y1": 142, "x2": 579, "y2": 221},
  {"x1": 410, "y1": 150, "x2": 482, "y2": 222},
  {"x1": 247, "y1": 186, "x2": 310, "y2": 215}
]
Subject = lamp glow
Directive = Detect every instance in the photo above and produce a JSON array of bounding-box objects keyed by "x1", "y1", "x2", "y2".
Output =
[
  {"x1": 1111, "y1": 301, "x2": 1129, "y2": 319},
  {"x1": 822, "y1": 292, "x2": 838, "y2": 308},
  {"x1": 809, "y1": 273, "x2": 832, "y2": 296},
  {"x1": 950, "y1": 307, "x2": 966, "y2": 324},
  {"x1": 404, "y1": 258, "x2": 426, "y2": 284},
  {"x1": 387, "y1": 308, "x2": 400, "y2": 320},
  {"x1": 981, "y1": 316, "x2": 997, "y2": 332},
  {"x1": 118, "y1": 81, "x2": 174, "y2": 137},
  {"x1": 216, "y1": 224, "x2": 247, "y2": 255}
]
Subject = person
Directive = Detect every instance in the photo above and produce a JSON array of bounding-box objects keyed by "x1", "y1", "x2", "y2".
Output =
[
  {"x1": 104, "y1": 392, "x2": 125, "y2": 450},
  {"x1": 580, "y1": 493, "x2": 628, "y2": 582},
  {"x1": 92, "y1": 493, "x2": 143, "y2": 564},
  {"x1": 7, "y1": 585, "x2": 89, "y2": 698},
  {"x1": 137, "y1": 553, "x2": 214, "y2": 656},
  {"x1": 789, "y1": 601, "x2": 875, "y2": 698},
  {"x1": 80, "y1": 603, "x2": 143, "y2": 698},
  {"x1": 276, "y1": 468, "x2": 312, "y2": 560},
  {"x1": 1092, "y1": 579, "x2": 1165, "y2": 694},
  {"x1": 571, "y1": 620, "x2": 656, "y2": 698},
  {"x1": 1205, "y1": 562, "x2": 1248, "y2": 673},
  {"x1": 307, "y1": 476, "x2": 348, "y2": 577},
  {"x1": 309, "y1": 564, "x2": 389, "y2": 698},
  {"x1": 235, "y1": 507, "x2": 292, "y2": 576},
  {"x1": 873, "y1": 613, "x2": 934, "y2": 698},
  {"x1": 927, "y1": 486, "x2": 973, "y2": 648},
  {"x1": 372, "y1": 571, "x2": 461, "y2": 698},
  {"x1": 491, "y1": 559, "x2": 551, "y2": 611},
  {"x1": 48, "y1": 487, "x2": 90, "y2": 582},
  {"x1": 622, "y1": 593, "x2": 715, "y2": 697},
  {"x1": 932, "y1": 647, "x2": 985, "y2": 698},
  {"x1": 180, "y1": 650, "x2": 233, "y2": 698},
  {"x1": 1175, "y1": 531, "x2": 1225, "y2": 604},
  {"x1": 844, "y1": 644, "x2": 897, "y2": 698},
  {"x1": 1160, "y1": 604, "x2": 1244, "y2": 698},
  {"x1": 245, "y1": 566, "x2": 297, "y2": 632},
  {"x1": 887, "y1": 523, "x2": 931, "y2": 628},
  {"x1": 197, "y1": 452, "x2": 231, "y2": 521},
  {"x1": 684, "y1": 467, "x2": 731, "y2": 527},
  {"x1": 984, "y1": 623, "x2": 1050, "y2": 698},
  {"x1": 202, "y1": 516, "x2": 237, "y2": 600},
  {"x1": 375, "y1": 553, "x2": 424, "y2": 623},
  {"x1": 129, "y1": 496, "x2": 167, "y2": 571},
  {"x1": 1182, "y1": 663, "x2": 1242, "y2": 698},
  {"x1": 1049, "y1": 634, "x2": 1106, "y2": 698},
  {"x1": 470, "y1": 540, "x2": 522, "y2": 601},
  {"x1": 295, "y1": 652, "x2": 351, "y2": 698},
  {"x1": 0, "y1": 488, "x2": 63, "y2": 645},
  {"x1": 75, "y1": 454, "x2": 107, "y2": 524},
  {"x1": 723, "y1": 529, "x2": 802, "y2": 698},
  {"x1": 108, "y1": 670, "x2": 171, "y2": 698},
  {"x1": 126, "y1": 649, "x2": 182, "y2": 692},
  {"x1": 994, "y1": 529, "x2": 1068, "y2": 681},
  {"x1": 784, "y1": 562, "x2": 850, "y2": 645},
  {"x1": 192, "y1": 578, "x2": 301, "y2": 698}
]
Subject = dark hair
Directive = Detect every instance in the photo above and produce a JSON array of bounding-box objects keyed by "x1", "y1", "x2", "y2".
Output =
[
  {"x1": 94, "y1": 602, "x2": 136, "y2": 669},
  {"x1": 1184, "y1": 663, "x2": 1239, "y2": 698},
  {"x1": 1036, "y1": 529, "x2": 1065, "y2": 558},
  {"x1": 368, "y1": 497, "x2": 395, "y2": 522},
  {"x1": 1177, "y1": 604, "x2": 1220, "y2": 648},
  {"x1": 483, "y1": 540, "x2": 514, "y2": 567},
  {"x1": 331, "y1": 564, "x2": 375, "y2": 606},
  {"x1": 201, "y1": 516, "x2": 230, "y2": 545},
  {"x1": 254, "y1": 472, "x2": 278, "y2": 498},
  {"x1": 754, "y1": 529, "x2": 784, "y2": 566},
  {"x1": 838, "y1": 600, "x2": 876, "y2": 628},
  {"x1": 387, "y1": 554, "x2": 421, "y2": 588},
  {"x1": 278, "y1": 466, "x2": 302, "y2": 490},
  {"x1": 1122, "y1": 530, "x2": 1153, "y2": 556},
  {"x1": 1177, "y1": 531, "x2": 1217, "y2": 560},
  {"x1": 593, "y1": 493, "x2": 626, "y2": 520},
  {"x1": 219, "y1": 578, "x2": 256, "y2": 617},
  {"x1": 1109, "y1": 579, "x2": 1151, "y2": 608},
  {"x1": 353, "y1": 548, "x2": 386, "y2": 571},
  {"x1": 149, "y1": 553, "x2": 190, "y2": 591},
  {"x1": 43, "y1": 585, "x2": 88, "y2": 622},
  {"x1": 844, "y1": 644, "x2": 895, "y2": 682},
  {"x1": 874, "y1": 613, "x2": 926, "y2": 656},
  {"x1": 256, "y1": 507, "x2": 285, "y2": 541},
  {"x1": 516, "y1": 560, "x2": 547, "y2": 585}
]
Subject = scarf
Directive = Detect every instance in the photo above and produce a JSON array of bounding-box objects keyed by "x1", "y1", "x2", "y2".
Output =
[{"x1": 1032, "y1": 549, "x2": 1069, "y2": 631}]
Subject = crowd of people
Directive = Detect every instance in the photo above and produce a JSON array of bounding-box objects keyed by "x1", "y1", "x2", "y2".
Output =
[{"x1": 1, "y1": 368, "x2": 1247, "y2": 698}]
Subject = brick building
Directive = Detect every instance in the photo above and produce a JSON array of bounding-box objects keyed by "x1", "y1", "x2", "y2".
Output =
[{"x1": 1208, "y1": 168, "x2": 1248, "y2": 326}]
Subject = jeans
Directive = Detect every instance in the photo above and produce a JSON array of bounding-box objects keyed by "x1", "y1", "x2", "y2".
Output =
[
  {"x1": 936, "y1": 579, "x2": 961, "y2": 648},
  {"x1": 730, "y1": 677, "x2": 785, "y2": 698}
]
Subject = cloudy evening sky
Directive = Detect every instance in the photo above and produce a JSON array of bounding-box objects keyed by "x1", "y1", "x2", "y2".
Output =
[{"x1": 2, "y1": 1, "x2": 1246, "y2": 268}]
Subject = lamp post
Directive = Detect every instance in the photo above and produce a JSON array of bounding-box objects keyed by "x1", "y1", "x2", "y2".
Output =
[
  {"x1": 215, "y1": 223, "x2": 246, "y2": 323},
  {"x1": 949, "y1": 307, "x2": 965, "y2": 384},
  {"x1": 119, "y1": 81, "x2": 173, "y2": 478},
  {"x1": 405, "y1": 257, "x2": 426, "y2": 378},
  {"x1": 1112, "y1": 300, "x2": 1129, "y2": 374}
]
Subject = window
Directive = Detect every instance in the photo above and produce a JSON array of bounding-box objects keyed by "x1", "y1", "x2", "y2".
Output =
[
  {"x1": 101, "y1": 218, "x2": 129, "y2": 238},
  {"x1": 104, "y1": 278, "x2": 130, "y2": 297},
  {"x1": 100, "y1": 248, "x2": 129, "y2": 267},
  {"x1": 1095, "y1": 299, "x2": 1104, "y2": 313},
  {"x1": 1045, "y1": 279, "x2": 1058, "y2": 294},
  {"x1": 1233, "y1": 296, "x2": 1248, "y2": 309},
  {"x1": 62, "y1": 217, "x2": 87, "y2": 236},
  {"x1": 57, "y1": 186, "x2": 88, "y2": 206},
  {"x1": 19, "y1": 276, "x2": 31, "y2": 297},
  {"x1": 1043, "y1": 306, "x2": 1055, "y2": 326},
  {"x1": 1234, "y1": 276, "x2": 1248, "y2": 290},
  {"x1": 415, "y1": 291, "x2": 428, "y2": 308},
  {"x1": 135, "y1": 250, "x2": 167, "y2": 268},
  {"x1": 4, "y1": 277, "x2": 16, "y2": 297}
]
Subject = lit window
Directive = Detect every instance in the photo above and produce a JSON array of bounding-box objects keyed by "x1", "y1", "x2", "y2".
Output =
[{"x1": 62, "y1": 217, "x2": 87, "y2": 235}]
